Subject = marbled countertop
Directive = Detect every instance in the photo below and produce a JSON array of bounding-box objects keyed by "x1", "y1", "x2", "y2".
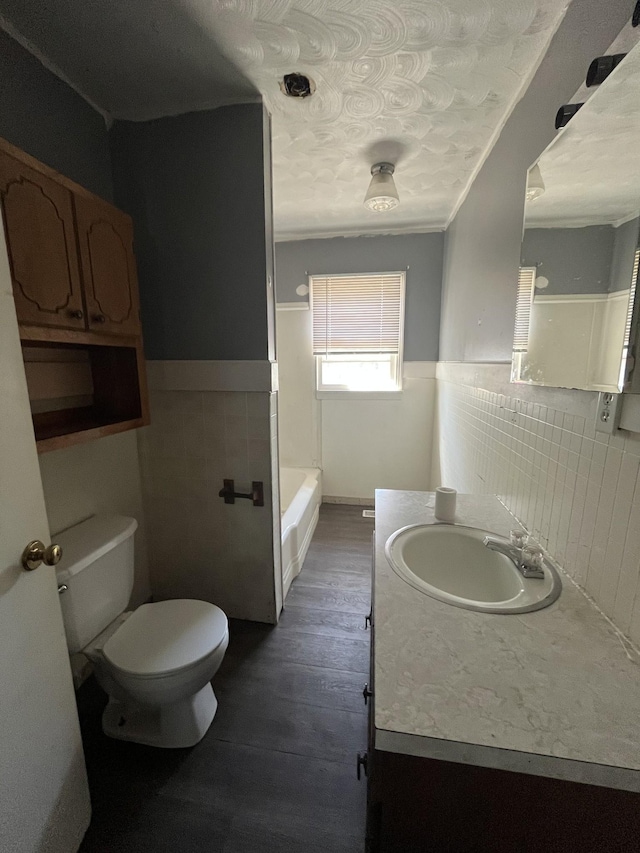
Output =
[{"x1": 374, "y1": 491, "x2": 640, "y2": 792}]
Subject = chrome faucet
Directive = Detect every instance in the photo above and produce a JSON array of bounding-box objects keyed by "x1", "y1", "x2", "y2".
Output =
[{"x1": 483, "y1": 531, "x2": 545, "y2": 580}]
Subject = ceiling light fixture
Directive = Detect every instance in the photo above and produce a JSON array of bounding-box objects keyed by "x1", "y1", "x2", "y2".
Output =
[
  {"x1": 364, "y1": 163, "x2": 399, "y2": 212},
  {"x1": 526, "y1": 163, "x2": 545, "y2": 201}
]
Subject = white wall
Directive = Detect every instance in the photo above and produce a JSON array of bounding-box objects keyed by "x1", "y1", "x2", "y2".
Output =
[
  {"x1": 592, "y1": 291, "x2": 629, "y2": 390},
  {"x1": 275, "y1": 306, "x2": 319, "y2": 469},
  {"x1": 321, "y1": 365, "x2": 436, "y2": 501},
  {"x1": 276, "y1": 306, "x2": 436, "y2": 501},
  {"x1": 38, "y1": 431, "x2": 150, "y2": 607}
]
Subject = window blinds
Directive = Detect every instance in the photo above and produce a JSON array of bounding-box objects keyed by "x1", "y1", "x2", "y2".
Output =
[
  {"x1": 311, "y1": 272, "x2": 404, "y2": 355},
  {"x1": 513, "y1": 267, "x2": 536, "y2": 352},
  {"x1": 624, "y1": 249, "x2": 640, "y2": 348}
]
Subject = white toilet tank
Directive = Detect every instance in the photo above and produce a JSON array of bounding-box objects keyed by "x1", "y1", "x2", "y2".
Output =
[{"x1": 55, "y1": 515, "x2": 138, "y2": 654}]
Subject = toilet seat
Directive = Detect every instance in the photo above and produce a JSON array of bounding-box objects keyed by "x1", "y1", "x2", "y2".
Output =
[{"x1": 103, "y1": 599, "x2": 228, "y2": 679}]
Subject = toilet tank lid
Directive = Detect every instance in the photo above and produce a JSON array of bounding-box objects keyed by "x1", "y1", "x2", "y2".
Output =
[{"x1": 55, "y1": 515, "x2": 138, "y2": 583}]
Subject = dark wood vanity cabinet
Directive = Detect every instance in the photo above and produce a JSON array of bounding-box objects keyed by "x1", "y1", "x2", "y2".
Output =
[
  {"x1": 365, "y1": 664, "x2": 640, "y2": 851},
  {"x1": 365, "y1": 530, "x2": 640, "y2": 852},
  {"x1": 367, "y1": 748, "x2": 640, "y2": 853},
  {"x1": 0, "y1": 136, "x2": 149, "y2": 452},
  {"x1": 364, "y1": 530, "x2": 381, "y2": 852}
]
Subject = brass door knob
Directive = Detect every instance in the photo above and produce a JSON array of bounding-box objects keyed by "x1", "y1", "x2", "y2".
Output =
[
  {"x1": 68, "y1": 309, "x2": 84, "y2": 320},
  {"x1": 93, "y1": 314, "x2": 106, "y2": 324},
  {"x1": 22, "y1": 540, "x2": 63, "y2": 571}
]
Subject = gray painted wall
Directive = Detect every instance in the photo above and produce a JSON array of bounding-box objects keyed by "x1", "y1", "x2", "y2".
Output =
[
  {"x1": 0, "y1": 28, "x2": 112, "y2": 199},
  {"x1": 110, "y1": 104, "x2": 270, "y2": 361},
  {"x1": 275, "y1": 233, "x2": 444, "y2": 361},
  {"x1": 439, "y1": 0, "x2": 632, "y2": 363},
  {"x1": 0, "y1": 0, "x2": 258, "y2": 122},
  {"x1": 522, "y1": 225, "x2": 614, "y2": 295}
]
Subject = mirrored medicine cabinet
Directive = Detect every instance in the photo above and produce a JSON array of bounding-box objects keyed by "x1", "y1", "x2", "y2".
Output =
[{"x1": 512, "y1": 42, "x2": 640, "y2": 394}]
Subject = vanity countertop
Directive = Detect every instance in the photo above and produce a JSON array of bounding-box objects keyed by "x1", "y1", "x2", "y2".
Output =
[{"x1": 374, "y1": 490, "x2": 640, "y2": 792}]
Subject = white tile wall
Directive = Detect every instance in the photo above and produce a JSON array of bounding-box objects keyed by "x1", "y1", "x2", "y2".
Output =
[
  {"x1": 138, "y1": 389, "x2": 280, "y2": 623},
  {"x1": 438, "y1": 378, "x2": 640, "y2": 645}
]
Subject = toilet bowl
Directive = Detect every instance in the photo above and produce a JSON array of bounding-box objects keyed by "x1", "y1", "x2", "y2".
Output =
[
  {"x1": 88, "y1": 599, "x2": 229, "y2": 747},
  {"x1": 55, "y1": 515, "x2": 229, "y2": 748}
]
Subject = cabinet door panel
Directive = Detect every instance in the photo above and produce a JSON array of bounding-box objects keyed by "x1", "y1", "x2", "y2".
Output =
[
  {"x1": 0, "y1": 151, "x2": 85, "y2": 329},
  {"x1": 75, "y1": 195, "x2": 141, "y2": 336}
]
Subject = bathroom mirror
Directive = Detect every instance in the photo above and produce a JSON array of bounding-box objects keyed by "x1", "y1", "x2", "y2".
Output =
[{"x1": 512, "y1": 44, "x2": 640, "y2": 393}]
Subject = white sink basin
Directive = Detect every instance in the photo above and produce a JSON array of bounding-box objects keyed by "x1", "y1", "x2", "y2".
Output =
[{"x1": 385, "y1": 524, "x2": 561, "y2": 614}]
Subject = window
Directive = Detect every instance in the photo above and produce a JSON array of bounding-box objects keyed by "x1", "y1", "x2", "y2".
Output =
[
  {"x1": 311, "y1": 271, "x2": 405, "y2": 394},
  {"x1": 623, "y1": 249, "x2": 639, "y2": 349},
  {"x1": 513, "y1": 267, "x2": 536, "y2": 352},
  {"x1": 620, "y1": 248, "x2": 640, "y2": 387}
]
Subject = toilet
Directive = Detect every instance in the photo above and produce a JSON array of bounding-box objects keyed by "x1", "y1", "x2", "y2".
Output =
[{"x1": 55, "y1": 514, "x2": 229, "y2": 748}]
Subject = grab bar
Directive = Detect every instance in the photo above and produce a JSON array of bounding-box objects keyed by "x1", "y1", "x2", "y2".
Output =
[{"x1": 219, "y1": 479, "x2": 264, "y2": 507}]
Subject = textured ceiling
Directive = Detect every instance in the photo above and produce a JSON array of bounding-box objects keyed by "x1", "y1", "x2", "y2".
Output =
[
  {"x1": 209, "y1": 0, "x2": 570, "y2": 239},
  {"x1": 1, "y1": 0, "x2": 570, "y2": 239},
  {"x1": 526, "y1": 40, "x2": 640, "y2": 228}
]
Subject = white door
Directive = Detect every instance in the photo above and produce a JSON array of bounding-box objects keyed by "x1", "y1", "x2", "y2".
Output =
[{"x1": 0, "y1": 221, "x2": 91, "y2": 850}]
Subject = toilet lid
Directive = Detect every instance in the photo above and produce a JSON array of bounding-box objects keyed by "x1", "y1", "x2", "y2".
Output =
[{"x1": 103, "y1": 599, "x2": 228, "y2": 677}]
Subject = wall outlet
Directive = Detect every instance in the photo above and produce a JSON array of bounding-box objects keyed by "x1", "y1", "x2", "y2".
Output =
[{"x1": 595, "y1": 392, "x2": 622, "y2": 434}]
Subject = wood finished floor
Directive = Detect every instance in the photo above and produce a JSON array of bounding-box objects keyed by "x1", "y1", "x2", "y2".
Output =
[{"x1": 77, "y1": 504, "x2": 373, "y2": 852}]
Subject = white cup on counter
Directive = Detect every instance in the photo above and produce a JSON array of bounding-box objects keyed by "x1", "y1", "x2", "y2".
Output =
[{"x1": 434, "y1": 487, "x2": 457, "y2": 522}]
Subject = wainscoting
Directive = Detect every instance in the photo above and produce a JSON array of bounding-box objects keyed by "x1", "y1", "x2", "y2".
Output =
[
  {"x1": 139, "y1": 387, "x2": 279, "y2": 622},
  {"x1": 138, "y1": 359, "x2": 281, "y2": 623},
  {"x1": 437, "y1": 369, "x2": 640, "y2": 648}
]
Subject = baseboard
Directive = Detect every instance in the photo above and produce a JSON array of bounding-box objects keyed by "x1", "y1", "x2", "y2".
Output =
[{"x1": 323, "y1": 495, "x2": 375, "y2": 507}]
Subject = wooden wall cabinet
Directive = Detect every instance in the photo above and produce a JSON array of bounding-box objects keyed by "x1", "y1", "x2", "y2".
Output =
[
  {"x1": 0, "y1": 149, "x2": 85, "y2": 331},
  {"x1": 0, "y1": 137, "x2": 149, "y2": 453},
  {"x1": 74, "y1": 193, "x2": 141, "y2": 337}
]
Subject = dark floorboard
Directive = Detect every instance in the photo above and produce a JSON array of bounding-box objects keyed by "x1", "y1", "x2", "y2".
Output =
[
  {"x1": 277, "y1": 604, "x2": 371, "y2": 641},
  {"x1": 216, "y1": 657, "x2": 370, "y2": 716},
  {"x1": 286, "y1": 584, "x2": 372, "y2": 615},
  {"x1": 78, "y1": 504, "x2": 373, "y2": 852}
]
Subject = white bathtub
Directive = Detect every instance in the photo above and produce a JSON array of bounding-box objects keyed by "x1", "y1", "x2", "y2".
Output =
[{"x1": 280, "y1": 467, "x2": 322, "y2": 599}]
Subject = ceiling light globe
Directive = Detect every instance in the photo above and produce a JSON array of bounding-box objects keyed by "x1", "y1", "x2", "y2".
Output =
[
  {"x1": 365, "y1": 195, "x2": 400, "y2": 212},
  {"x1": 364, "y1": 163, "x2": 400, "y2": 213}
]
